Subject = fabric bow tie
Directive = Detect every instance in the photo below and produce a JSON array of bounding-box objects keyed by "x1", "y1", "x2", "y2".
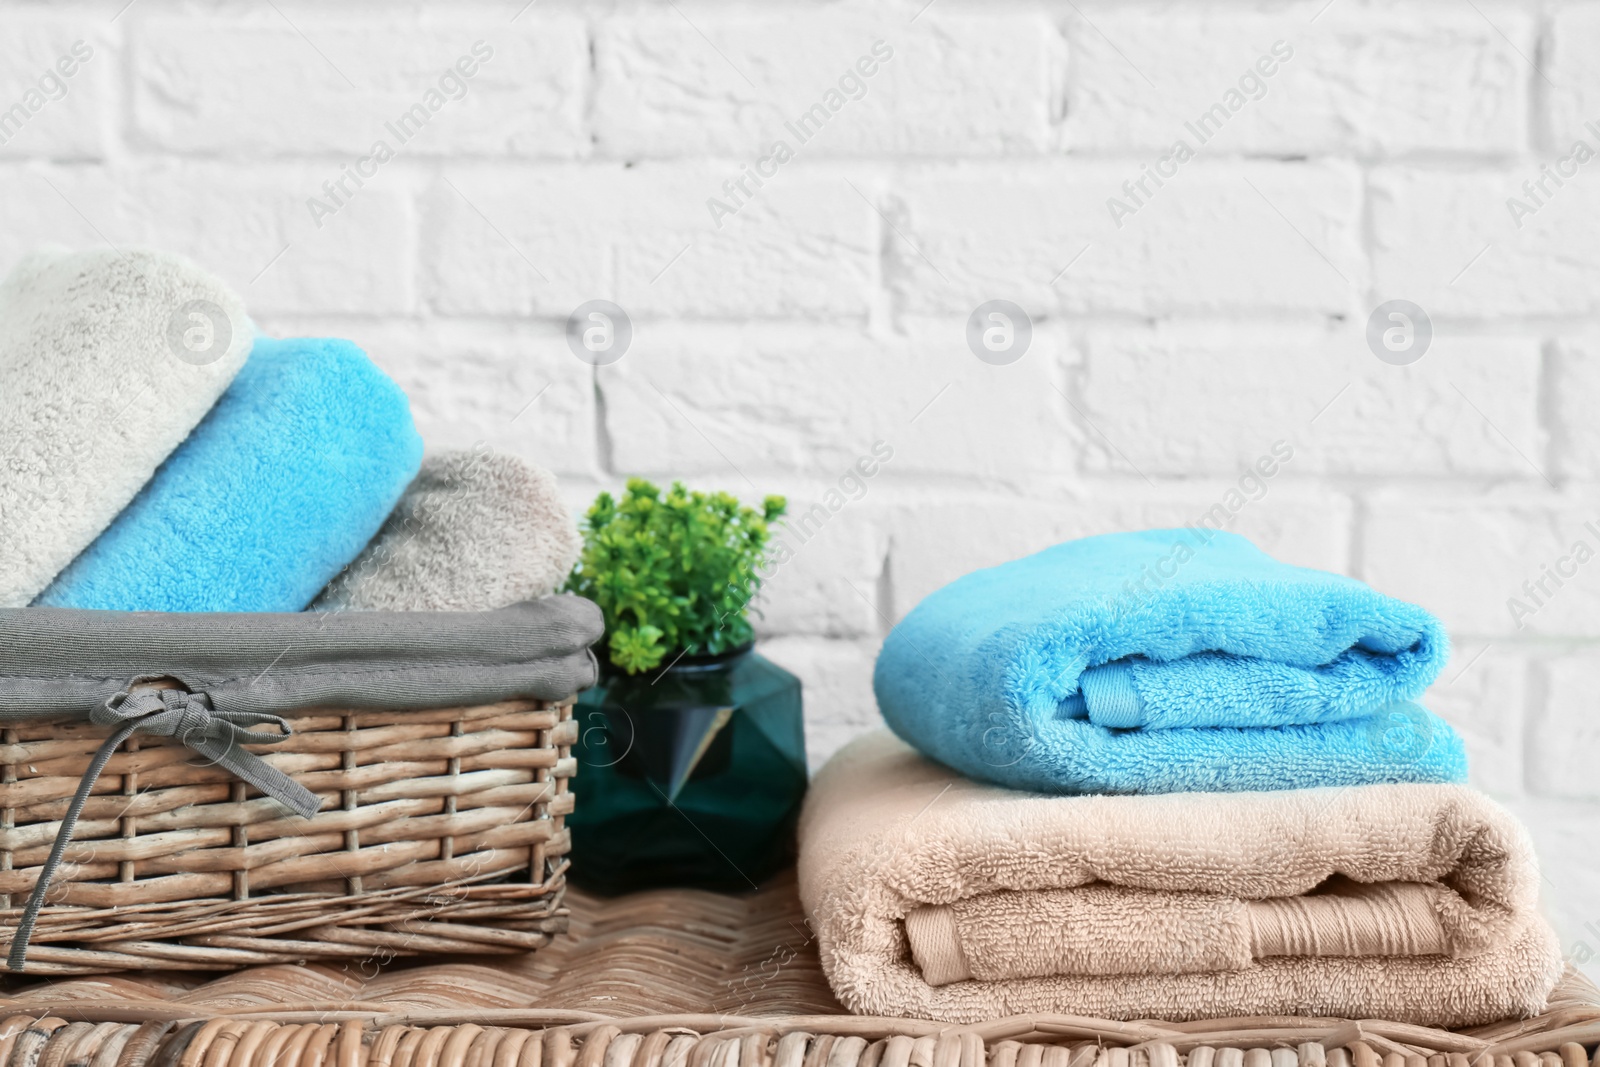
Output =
[{"x1": 6, "y1": 682, "x2": 321, "y2": 971}]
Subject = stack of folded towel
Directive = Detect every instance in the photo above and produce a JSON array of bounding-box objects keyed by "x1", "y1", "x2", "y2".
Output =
[
  {"x1": 0, "y1": 246, "x2": 579, "y2": 614},
  {"x1": 799, "y1": 528, "x2": 1564, "y2": 1027}
]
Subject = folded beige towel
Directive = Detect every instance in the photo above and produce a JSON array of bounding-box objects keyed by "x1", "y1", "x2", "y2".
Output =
[{"x1": 799, "y1": 732, "x2": 1564, "y2": 1026}]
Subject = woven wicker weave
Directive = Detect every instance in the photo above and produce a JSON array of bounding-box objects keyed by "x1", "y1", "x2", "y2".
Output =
[
  {"x1": 1, "y1": 875, "x2": 1595, "y2": 1067},
  {"x1": 0, "y1": 698, "x2": 576, "y2": 973}
]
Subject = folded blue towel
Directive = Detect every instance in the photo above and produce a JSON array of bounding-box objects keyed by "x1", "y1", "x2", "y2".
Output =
[
  {"x1": 36, "y1": 337, "x2": 423, "y2": 613},
  {"x1": 873, "y1": 527, "x2": 1465, "y2": 794}
]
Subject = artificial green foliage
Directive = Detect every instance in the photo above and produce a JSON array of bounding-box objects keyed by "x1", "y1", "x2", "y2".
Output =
[{"x1": 569, "y1": 478, "x2": 787, "y2": 674}]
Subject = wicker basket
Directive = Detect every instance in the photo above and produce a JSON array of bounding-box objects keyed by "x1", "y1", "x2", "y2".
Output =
[
  {"x1": 1, "y1": 1008, "x2": 1598, "y2": 1067},
  {"x1": 0, "y1": 697, "x2": 576, "y2": 974},
  {"x1": 56, "y1": 1004, "x2": 1590, "y2": 1067}
]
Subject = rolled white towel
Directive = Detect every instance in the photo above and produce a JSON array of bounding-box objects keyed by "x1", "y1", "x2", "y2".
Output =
[{"x1": 0, "y1": 246, "x2": 251, "y2": 607}]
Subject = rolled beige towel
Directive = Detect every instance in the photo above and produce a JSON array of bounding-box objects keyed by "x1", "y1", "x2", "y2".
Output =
[
  {"x1": 312, "y1": 448, "x2": 580, "y2": 613},
  {"x1": 800, "y1": 731, "x2": 1565, "y2": 1026}
]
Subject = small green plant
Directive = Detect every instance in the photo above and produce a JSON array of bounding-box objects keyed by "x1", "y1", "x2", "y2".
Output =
[{"x1": 568, "y1": 478, "x2": 788, "y2": 675}]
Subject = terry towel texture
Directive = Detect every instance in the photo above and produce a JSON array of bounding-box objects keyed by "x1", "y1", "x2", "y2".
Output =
[
  {"x1": 799, "y1": 732, "x2": 1564, "y2": 1026},
  {"x1": 312, "y1": 449, "x2": 581, "y2": 613},
  {"x1": 36, "y1": 336, "x2": 423, "y2": 613},
  {"x1": 906, "y1": 879, "x2": 1454, "y2": 986},
  {"x1": 0, "y1": 247, "x2": 251, "y2": 607},
  {"x1": 0, "y1": 595, "x2": 602, "y2": 720},
  {"x1": 875, "y1": 528, "x2": 1464, "y2": 794}
]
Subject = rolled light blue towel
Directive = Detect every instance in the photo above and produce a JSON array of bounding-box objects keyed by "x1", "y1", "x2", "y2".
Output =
[
  {"x1": 36, "y1": 337, "x2": 423, "y2": 613},
  {"x1": 873, "y1": 527, "x2": 1465, "y2": 794}
]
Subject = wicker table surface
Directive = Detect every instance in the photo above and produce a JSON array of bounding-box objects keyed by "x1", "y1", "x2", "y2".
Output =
[
  {"x1": 0, "y1": 872, "x2": 1596, "y2": 1067},
  {"x1": 0, "y1": 873, "x2": 838, "y2": 1017}
]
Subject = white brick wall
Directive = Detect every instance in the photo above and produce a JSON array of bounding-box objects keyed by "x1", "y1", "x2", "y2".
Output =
[{"x1": 4, "y1": 0, "x2": 1597, "y2": 973}]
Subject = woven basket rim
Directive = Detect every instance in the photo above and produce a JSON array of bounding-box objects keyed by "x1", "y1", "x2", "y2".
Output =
[
  {"x1": 0, "y1": 1005, "x2": 1594, "y2": 1067},
  {"x1": 7, "y1": 965, "x2": 1598, "y2": 1055}
]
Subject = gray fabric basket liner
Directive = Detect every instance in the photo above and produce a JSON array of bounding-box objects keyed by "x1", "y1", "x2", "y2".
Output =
[{"x1": 0, "y1": 594, "x2": 603, "y2": 721}]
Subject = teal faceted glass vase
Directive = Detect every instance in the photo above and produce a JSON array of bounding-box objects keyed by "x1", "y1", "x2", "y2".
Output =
[{"x1": 567, "y1": 645, "x2": 807, "y2": 894}]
